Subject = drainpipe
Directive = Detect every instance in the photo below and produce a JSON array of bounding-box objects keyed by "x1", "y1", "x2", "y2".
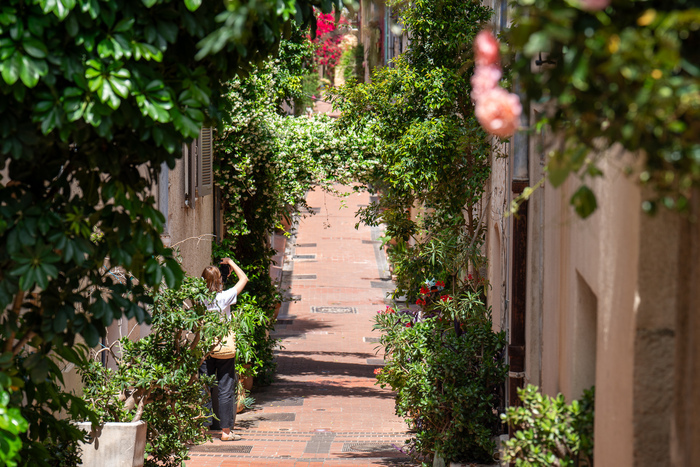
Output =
[
  {"x1": 158, "y1": 161, "x2": 170, "y2": 240},
  {"x1": 508, "y1": 83, "x2": 529, "y2": 409},
  {"x1": 383, "y1": 5, "x2": 390, "y2": 66}
]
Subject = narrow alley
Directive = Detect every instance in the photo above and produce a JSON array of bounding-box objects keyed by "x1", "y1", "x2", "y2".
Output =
[{"x1": 186, "y1": 185, "x2": 414, "y2": 467}]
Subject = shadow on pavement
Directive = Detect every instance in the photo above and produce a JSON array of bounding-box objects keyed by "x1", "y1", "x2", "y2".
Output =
[
  {"x1": 275, "y1": 354, "x2": 385, "y2": 379},
  {"x1": 251, "y1": 377, "x2": 395, "y2": 400}
]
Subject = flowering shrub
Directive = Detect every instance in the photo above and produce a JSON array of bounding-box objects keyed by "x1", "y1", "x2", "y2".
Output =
[
  {"x1": 310, "y1": 13, "x2": 349, "y2": 72},
  {"x1": 373, "y1": 298, "x2": 507, "y2": 464},
  {"x1": 214, "y1": 30, "x2": 379, "y2": 383}
]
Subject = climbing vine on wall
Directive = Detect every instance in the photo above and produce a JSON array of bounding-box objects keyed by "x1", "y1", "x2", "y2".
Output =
[
  {"x1": 332, "y1": 1, "x2": 507, "y2": 464},
  {"x1": 331, "y1": 0, "x2": 494, "y2": 298},
  {"x1": 214, "y1": 29, "x2": 379, "y2": 382}
]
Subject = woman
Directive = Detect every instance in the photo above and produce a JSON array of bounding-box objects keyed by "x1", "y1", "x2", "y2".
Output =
[{"x1": 201, "y1": 257, "x2": 248, "y2": 441}]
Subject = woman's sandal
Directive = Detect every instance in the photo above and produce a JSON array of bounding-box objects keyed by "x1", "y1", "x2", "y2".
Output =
[{"x1": 221, "y1": 432, "x2": 242, "y2": 441}]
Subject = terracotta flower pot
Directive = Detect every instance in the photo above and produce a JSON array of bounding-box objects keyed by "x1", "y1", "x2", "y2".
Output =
[
  {"x1": 236, "y1": 394, "x2": 246, "y2": 413},
  {"x1": 241, "y1": 363, "x2": 253, "y2": 391},
  {"x1": 273, "y1": 302, "x2": 282, "y2": 320}
]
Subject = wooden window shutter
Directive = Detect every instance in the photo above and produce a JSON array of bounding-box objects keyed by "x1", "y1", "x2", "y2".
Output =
[
  {"x1": 185, "y1": 141, "x2": 196, "y2": 209},
  {"x1": 197, "y1": 127, "x2": 213, "y2": 197}
]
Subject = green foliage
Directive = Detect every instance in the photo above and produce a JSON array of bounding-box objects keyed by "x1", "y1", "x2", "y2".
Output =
[
  {"x1": 0, "y1": 0, "x2": 345, "y2": 463},
  {"x1": 507, "y1": 1, "x2": 700, "y2": 214},
  {"x1": 374, "y1": 302, "x2": 507, "y2": 464},
  {"x1": 213, "y1": 26, "x2": 378, "y2": 385},
  {"x1": 387, "y1": 216, "x2": 490, "y2": 303},
  {"x1": 339, "y1": 44, "x2": 364, "y2": 83},
  {"x1": 295, "y1": 71, "x2": 322, "y2": 114},
  {"x1": 502, "y1": 385, "x2": 595, "y2": 467},
  {"x1": 0, "y1": 373, "x2": 27, "y2": 467},
  {"x1": 330, "y1": 0, "x2": 493, "y2": 295},
  {"x1": 81, "y1": 276, "x2": 228, "y2": 467},
  {"x1": 333, "y1": 5, "x2": 506, "y2": 462}
]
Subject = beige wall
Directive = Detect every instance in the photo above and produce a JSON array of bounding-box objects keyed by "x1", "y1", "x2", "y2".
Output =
[
  {"x1": 539, "y1": 150, "x2": 640, "y2": 465},
  {"x1": 160, "y1": 156, "x2": 215, "y2": 278},
  {"x1": 486, "y1": 134, "x2": 686, "y2": 465},
  {"x1": 481, "y1": 2, "x2": 693, "y2": 464},
  {"x1": 104, "y1": 153, "x2": 215, "y2": 347}
]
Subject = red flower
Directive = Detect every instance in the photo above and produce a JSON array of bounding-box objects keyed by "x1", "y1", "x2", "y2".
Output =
[
  {"x1": 468, "y1": 274, "x2": 473, "y2": 280},
  {"x1": 416, "y1": 298, "x2": 426, "y2": 306},
  {"x1": 419, "y1": 286, "x2": 429, "y2": 294},
  {"x1": 436, "y1": 280, "x2": 445, "y2": 287},
  {"x1": 441, "y1": 295, "x2": 452, "y2": 302},
  {"x1": 405, "y1": 323, "x2": 412, "y2": 328},
  {"x1": 373, "y1": 368, "x2": 382, "y2": 375}
]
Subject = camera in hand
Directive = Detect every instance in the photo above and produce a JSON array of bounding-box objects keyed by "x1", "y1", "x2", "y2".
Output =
[{"x1": 218, "y1": 264, "x2": 231, "y2": 282}]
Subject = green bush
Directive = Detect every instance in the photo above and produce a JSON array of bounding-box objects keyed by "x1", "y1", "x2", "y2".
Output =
[
  {"x1": 502, "y1": 385, "x2": 595, "y2": 467},
  {"x1": 212, "y1": 244, "x2": 280, "y2": 386},
  {"x1": 340, "y1": 45, "x2": 359, "y2": 83},
  {"x1": 374, "y1": 299, "x2": 507, "y2": 465},
  {"x1": 80, "y1": 276, "x2": 228, "y2": 467},
  {"x1": 0, "y1": 374, "x2": 27, "y2": 467}
]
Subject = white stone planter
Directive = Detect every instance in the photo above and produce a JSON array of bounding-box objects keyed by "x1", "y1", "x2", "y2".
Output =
[{"x1": 77, "y1": 421, "x2": 147, "y2": 467}]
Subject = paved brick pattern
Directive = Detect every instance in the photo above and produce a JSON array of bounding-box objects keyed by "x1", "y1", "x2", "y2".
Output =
[{"x1": 186, "y1": 186, "x2": 414, "y2": 467}]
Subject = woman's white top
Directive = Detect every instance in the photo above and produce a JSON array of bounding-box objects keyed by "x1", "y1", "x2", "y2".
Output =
[{"x1": 205, "y1": 288, "x2": 238, "y2": 319}]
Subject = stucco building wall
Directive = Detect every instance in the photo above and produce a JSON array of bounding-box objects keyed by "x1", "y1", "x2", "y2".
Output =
[
  {"x1": 103, "y1": 154, "x2": 215, "y2": 345},
  {"x1": 486, "y1": 129, "x2": 686, "y2": 464},
  {"x1": 538, "y1": 151, "x2": 641, "y2": 465},
  {"x1": 159, "y1": 157, "x2": 215, "y2": 278}
]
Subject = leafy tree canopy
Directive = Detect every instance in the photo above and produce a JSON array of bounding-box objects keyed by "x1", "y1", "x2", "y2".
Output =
[
  {"x1": 0, "y1": 0, "x2": 345, "y2": 464},
  {"x1": 331, "y1": 0, "x2": 493, "y2": 296}
]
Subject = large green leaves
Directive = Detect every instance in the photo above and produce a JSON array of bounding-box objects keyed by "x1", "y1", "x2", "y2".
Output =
[
  {"x1": 0, "y1": 373, "x2": 28, "y2": 467},
  {"x1": 0, "y1": 33, "x2": 49, "y2": 88},
  {"x1": 84, "y1": 59, "x2": 131, "y2": 109},
  {"x1": 135, "y1": 79, "x2": 172, "y2": 122},
  {"x1": 0, "y1": 0, "x2": 337, "y2": 464}
]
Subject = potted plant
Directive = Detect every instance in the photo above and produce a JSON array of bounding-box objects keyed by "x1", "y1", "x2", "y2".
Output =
[
  {"x1": 230, "y1": 294, "x2": 278, "y2": 390},
  {"x1": 373, "y1": 276, "x2": 507, "y2": 465},
  {"x1": 79, "y1": 276, "x2": 231, "y2": 466}
]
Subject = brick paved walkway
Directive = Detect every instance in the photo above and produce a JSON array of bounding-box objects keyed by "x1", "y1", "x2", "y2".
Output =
[{"x1": 186, "y1": 186, "x2": 414, "y2": 467}]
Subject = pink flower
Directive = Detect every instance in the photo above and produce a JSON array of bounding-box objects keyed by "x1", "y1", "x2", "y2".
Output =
[
  {"x1": 471, "y1": 64, "x2": 502, "y2": 101},
  {"x1": 474, "y1": 87, "x2": 522, "y2": 138},
  {"x1": 578, "y1": 0, "x2": 610, "y2": 11},
  {"x1": 474, "y1": 30, "x2": 500, "y2": 67}
]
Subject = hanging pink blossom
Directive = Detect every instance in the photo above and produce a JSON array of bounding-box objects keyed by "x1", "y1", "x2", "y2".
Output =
[
  {"x1": 474, "y1": 30, "x2": 500, "y2": 67},
  {"x1": 310, "y1": 13, "x2": 349, "y2": 70},
  {"x1": 578, "y1": 0, "x2": 610, "y2": 11},
  {"x1": 472, "y1": 28, "x2": 522, "y2": 138},
  {"x1": 470, "y1": 64, "x2": 502, "y2": 101},
  {"x1": 474, "y1": 87, "x2": 522, "y2": 138}
]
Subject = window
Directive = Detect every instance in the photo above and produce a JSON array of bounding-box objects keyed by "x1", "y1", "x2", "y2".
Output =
[{"x1": 185, "y1": 127, "x2": 214, "y2": 207}]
